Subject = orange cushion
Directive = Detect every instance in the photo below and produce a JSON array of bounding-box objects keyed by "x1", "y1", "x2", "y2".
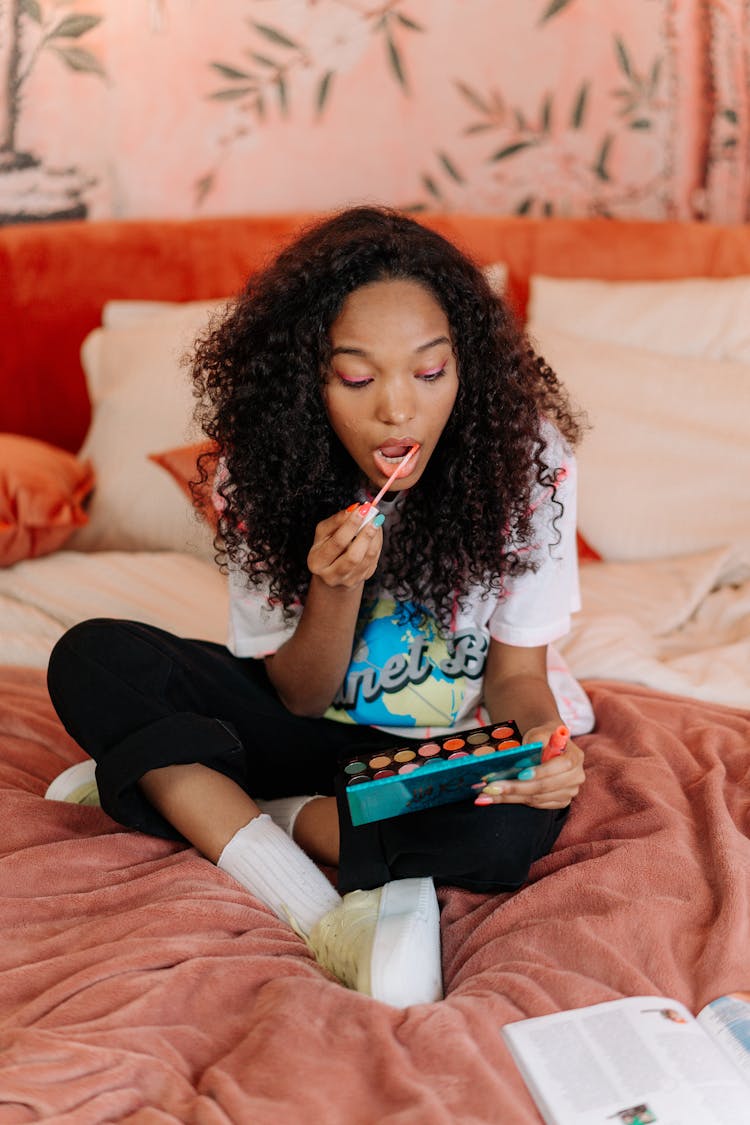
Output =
[
  {"x1": 148, "y1": 442, "x2": 220, "y2": 531},
  {"x1": 0, "y1": 434, "x2": 95, "y2": 566}
]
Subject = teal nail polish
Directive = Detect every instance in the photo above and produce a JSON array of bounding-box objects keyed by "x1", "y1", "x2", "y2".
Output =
[
  {"x1": 517, "y1": 767, "x2": 536, "y2": 781},
  {"x1": 373, "y1": 513, "x2": 385, "y2": 528}
]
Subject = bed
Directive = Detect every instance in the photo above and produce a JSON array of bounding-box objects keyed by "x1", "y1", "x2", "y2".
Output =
[{"x1": 1, "y1": 213, "x2": 749, "y2": 1123}]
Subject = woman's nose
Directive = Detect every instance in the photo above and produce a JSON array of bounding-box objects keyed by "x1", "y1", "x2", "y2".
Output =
[{"x1": 376, "y1": 377, "x2": 416, "y2": 425}]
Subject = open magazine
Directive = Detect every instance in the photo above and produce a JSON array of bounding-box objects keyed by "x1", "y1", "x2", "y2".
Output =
[{"x1": 502, "y1": 993, "x2": 750, "y2": 1125}]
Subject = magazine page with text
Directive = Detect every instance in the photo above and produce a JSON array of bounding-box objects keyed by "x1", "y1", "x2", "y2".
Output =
[
  {"x1": 502, "y1": 994, "x2": 750, "y2": 1125},
  {"x1": 696, "y1": 991, "x2": 750, "y2": 1083}
]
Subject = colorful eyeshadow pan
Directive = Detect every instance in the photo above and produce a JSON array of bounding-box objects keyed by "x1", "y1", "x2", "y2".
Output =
[
  {"x1": 368, "y1": 755, "x2": 391, "y2": 769},
  {"x1": 418, "y1": 743, "x2": 441, "y2": 757},
  {"x1": 342, "y1": 721, "x2": 545, "y2": 826}
]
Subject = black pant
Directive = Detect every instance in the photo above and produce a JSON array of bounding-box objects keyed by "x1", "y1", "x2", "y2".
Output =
[{"x1": 47, "y1": 619, "x2": 568, "y2": 894}]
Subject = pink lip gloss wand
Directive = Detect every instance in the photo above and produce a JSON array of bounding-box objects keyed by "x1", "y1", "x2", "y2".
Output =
[
  {"x1": 355, "y1": 443, "x2": 420, "y2": 531},
  {"x1": 541, "y1": 724, "x2": 569, "y2": 763}
]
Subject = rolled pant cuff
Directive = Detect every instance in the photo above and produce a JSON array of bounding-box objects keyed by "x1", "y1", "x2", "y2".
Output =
[{"x1": 95, "y1": 712, "x2": 244, "y2": 839}]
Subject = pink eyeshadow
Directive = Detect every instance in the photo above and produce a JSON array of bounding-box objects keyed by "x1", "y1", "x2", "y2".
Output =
[{"x1": 418, "y1": 742, "x2": 441, "y2": 757}]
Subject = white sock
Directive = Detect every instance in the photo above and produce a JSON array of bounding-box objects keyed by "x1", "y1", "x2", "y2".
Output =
[
  {"x1": 217, "y1": 814, "x2": 341, "y2": 936},
  {"x1": 255, "y1": 794, "x2": 323, "y2": 839}
]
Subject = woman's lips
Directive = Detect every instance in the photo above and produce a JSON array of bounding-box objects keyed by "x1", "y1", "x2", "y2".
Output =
[{"x1": 372, "y1": 441, "x2": 420, "y2": 482}]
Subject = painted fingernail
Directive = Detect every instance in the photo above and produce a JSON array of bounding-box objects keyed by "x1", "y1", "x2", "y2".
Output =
[
  {"x1": 372, "y1": 513, "x2": 385, "y2": 528},
  {"x1": 346, "y1": 503, "x2": 358, "y2": 513},
  {"x1": 517, "y1": 767, "x2": 536, "y2": 781},
  {"x1": 484, "y1": 782, "x2": 507, "y2": 796},
  {"x1": 474, "y1": 795, "x2": 494, "y2": 806},
  {"x1": 357, "y1": 503, "x2": 371, "y2": 518}
]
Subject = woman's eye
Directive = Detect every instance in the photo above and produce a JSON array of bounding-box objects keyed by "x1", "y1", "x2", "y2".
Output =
[
  {"x1": 333, "y1": 370, "x2": 372, "y2": 388},
  {"x1": 416, "y1": 365, "x2": 446, "y2": 382}
]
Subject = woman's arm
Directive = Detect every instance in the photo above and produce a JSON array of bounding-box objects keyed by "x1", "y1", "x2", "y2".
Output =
[
  {"x1": 264, "y1": 506, "x2": 383, "y2": 716},
  {"x1": 479, "y1": 637, "x2": 585, "y2": 809}
]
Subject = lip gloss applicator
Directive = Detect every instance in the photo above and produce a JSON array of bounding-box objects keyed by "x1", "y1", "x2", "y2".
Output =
[{"x1": 354, "y1": 442, "x2": 420, "y2": 531}]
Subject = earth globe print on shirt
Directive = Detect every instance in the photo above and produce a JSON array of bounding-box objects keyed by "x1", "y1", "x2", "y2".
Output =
[{"x1": 326, "y1": 596, "x2": 475, "y2": 728}]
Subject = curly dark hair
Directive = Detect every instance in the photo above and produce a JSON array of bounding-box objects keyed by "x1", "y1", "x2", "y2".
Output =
[{"x1": 191, "y1": 206, "x2": 583, "y2": 625}]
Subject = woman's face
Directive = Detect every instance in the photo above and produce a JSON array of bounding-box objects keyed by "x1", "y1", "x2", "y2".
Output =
[{"x1": 323, "y1": 278, "x2": 459, "y2": 493}]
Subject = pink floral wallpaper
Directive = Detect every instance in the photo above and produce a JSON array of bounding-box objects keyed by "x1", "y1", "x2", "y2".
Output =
[{"x1": 0, "y1": 0, "x2": 748, "y2": 224}]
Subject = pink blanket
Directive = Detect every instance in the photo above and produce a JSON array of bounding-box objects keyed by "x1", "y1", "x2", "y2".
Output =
[{"x1": 1, "y1": 666, "x2": 749, "y2": 1123}]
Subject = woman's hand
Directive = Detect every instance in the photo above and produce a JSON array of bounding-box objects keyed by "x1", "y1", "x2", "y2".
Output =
[
  {"x1": 267, "y1": 505, "x2": 383, "y2": 716},
  {"x1": 475, "y1": 720, "x2": 585, "y2": 810},
  {"x1": 307, "y1": 505, "x2": 383, "y2": 590}
]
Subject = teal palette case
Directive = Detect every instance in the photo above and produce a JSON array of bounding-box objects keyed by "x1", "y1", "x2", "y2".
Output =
[{"x1": 343, "y1": 720, "x2": 544, "y2": 826}]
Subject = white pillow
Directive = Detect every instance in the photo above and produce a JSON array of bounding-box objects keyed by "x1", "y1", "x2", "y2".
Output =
[
  {"x1": 69, "y1": 300, "x2": 227, "y2": 556},
  {"x1": 529, "y1": 275, "x2": 750, "y2": 362},
  {"x1": 528, "y1": 325, "x2": 750, "y2": 562},
  {"x1": 483, "y1": 262, "x2": 507, "y2": 294},
  {"x1": 101, "y1": 300, "x2": 194, "y2": 328}
]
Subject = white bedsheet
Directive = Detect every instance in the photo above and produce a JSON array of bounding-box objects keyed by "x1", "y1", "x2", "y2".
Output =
[
  {"x1": 0, "y1": 551, "x2": 227, "y2": 667},
  {"x1": 0, "y1": 546, "x2": 748, "y2": 712},
  {"x1": 559, "y1": 545, "x2": 750, "y2": 710}
]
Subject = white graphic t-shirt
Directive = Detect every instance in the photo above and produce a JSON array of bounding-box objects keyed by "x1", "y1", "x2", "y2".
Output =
[{"x1": 226, "y1": 429, "x2": 594, "y2": 738}]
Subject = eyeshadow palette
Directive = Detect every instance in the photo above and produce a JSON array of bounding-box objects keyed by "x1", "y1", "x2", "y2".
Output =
[{"x1": 342, "y1": 721, "x2": 544, "y2": 826}]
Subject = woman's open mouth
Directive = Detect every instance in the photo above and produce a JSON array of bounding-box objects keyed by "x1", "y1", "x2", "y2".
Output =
[{"x1": 372, "y1": 440, "x2": 421, "y2": 482}]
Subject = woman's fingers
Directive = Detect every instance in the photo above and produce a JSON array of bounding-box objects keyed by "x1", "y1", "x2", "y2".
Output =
[
  {"x1": 475, "y1": 740, "x2": 585, "y2": 809},
  {"x1": 308, "y1": 507, "x2": 383, "y2": 587}
]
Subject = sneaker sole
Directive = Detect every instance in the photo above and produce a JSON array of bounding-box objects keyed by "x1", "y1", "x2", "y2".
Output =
[
  {"x1": 45, "y1": 759, "x2": 100, "y2": 805},
  {"x1": 369, "y1": 877, "x2": 443, "y2": 1006}
]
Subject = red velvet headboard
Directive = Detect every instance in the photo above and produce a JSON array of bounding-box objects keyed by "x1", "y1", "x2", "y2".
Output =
[{"x1": 3, "y1": 212, "x2": 750, "y2": 452}]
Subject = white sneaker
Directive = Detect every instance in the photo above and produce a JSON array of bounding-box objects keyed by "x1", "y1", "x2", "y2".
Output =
[
  {"x1": 45, "y1": 759, "x2": 101, "y2": 806},
  {"x1": 307, "y1": 876, "x2": 443, "y2": 1007}
]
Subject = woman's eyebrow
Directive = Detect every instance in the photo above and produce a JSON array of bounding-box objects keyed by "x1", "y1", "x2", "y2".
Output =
[
  {"x1": 331, "y1": 335, "x2": 451, "y2": 358},
  {"x1": 415, "y1": 335, "x2": 451, "y2": 353}
]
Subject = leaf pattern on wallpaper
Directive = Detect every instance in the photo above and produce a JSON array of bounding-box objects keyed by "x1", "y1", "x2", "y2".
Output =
[
  {"x1": 4, "y1": 0, "x2": 105, "y2": 154},
  {"x1": 539, "y1": 0, "x2": 579, "y2": 24},
  {"x1": 699, "y1": 0, "x2": 746, "y2": 218},
  {"x1": 717, "y1": 106, "x2": 739, "y2": 151},
  {"x1": 611, "y1": 35, "x2": 663, "y2": 130},
  {"x1": 409, "y1": 150, "x2": 465, "y2": 210},
  {"x1": 1, "y1": 0, "x2": 105, "y2": 222},
  {"x1": 409, "y1": 33, "x2": 665, "y2": 217},
  {"x1": 198, "y1": 2, "x2": 424, "y2": 205}
]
